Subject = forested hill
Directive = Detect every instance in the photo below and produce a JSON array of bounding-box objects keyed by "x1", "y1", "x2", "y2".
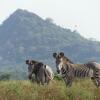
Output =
[{"x1": 0, "y1": 9, "x2": 100, "y2": 78}]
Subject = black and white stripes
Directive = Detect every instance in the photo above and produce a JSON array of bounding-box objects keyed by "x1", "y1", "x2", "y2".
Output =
[
  {"x1": 53, "y1": 52, "x2": 100, "y2": 87},
  {"x1": 26, "y1": 59, "x2": 54, "y2": 85},
  {"x1": 60, "y1": 63, "x2": 93, "y2": 86}
]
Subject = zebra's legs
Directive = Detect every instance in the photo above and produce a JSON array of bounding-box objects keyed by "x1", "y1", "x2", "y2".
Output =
[
  {"x1": 66, "y1": 80, "x2": 73, "y2": 87},
  {"x1": 45, "y1": 76, "x2": 50, "y2": 84},
  {"x1": 28, "y1": 72, "x2": 33, "y2": 80},
  {"x1": 91, "y1": 77, "x2": 100, "y2": 88},
  {"x1": 95, "y1": 78, "x2": 100, "y2": 87},
  {"x1": 63, "y1": 77, "x2": 73, "y2": 87},
  {"x1": 94, "y1": 79, "x2": 100, "y2": 88},
  {"x1": 91, "y1": 69, "x2": 100, "y2": 88}
]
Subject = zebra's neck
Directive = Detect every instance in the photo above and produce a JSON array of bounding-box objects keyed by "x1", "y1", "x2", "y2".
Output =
[{"x1": 61, "y1": 67, "x2": 66, "y2": 78}]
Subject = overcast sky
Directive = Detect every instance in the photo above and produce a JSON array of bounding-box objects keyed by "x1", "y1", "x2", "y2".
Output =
[{"x1": 0, "y1": 0, "x2": 100, "y2": 41}]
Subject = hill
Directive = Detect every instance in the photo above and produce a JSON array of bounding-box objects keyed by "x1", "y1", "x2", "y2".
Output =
[{"x1": 0, "y1": 9, "x2": 100, "y2": 79}]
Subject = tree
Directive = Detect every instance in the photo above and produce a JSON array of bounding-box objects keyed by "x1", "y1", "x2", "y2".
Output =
[
  {"x1": 0, "y1": 73, "x2": 11, "y2": 80},
  {"x1": 45, "y1": 18, "x2": 54, "y2": 23}
]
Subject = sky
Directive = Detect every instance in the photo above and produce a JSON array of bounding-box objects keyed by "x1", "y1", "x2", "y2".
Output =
[{"x1": 0, "y1": 0, "x2": 100, "y2": 41}]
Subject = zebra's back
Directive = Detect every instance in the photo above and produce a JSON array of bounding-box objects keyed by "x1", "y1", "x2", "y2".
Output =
[
  {"x1": 73, "y1": 66, "x2": 93, "y2": 78},
  {"x1": 67, "y1": 63, "x2": 93, "y2": 78}
]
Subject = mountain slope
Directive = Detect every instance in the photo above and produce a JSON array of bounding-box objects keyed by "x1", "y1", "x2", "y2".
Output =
[{"x1": 0, "y1": 9, "x2": 100, "y2": 76}]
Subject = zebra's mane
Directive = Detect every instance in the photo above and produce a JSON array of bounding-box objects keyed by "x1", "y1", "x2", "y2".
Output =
[
  {"x1": 65, "y1": 62, "x2": 93, "y2": 71},
  {"x1": 63, "y1": 56, "x2": 74, "y2": 64},
  {"x1": 63, "y1": 56, "x2": 95, "y2": 69}
]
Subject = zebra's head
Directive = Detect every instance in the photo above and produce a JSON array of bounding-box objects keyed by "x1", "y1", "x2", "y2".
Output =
[
  {"x1": 53, "y1": 52, "x2": 73, "y2": 74},
  {"x1": 33, "y1": 62, "x2": 46, "y2": 74},
  {"x1": 25, "y1": 59, "x2": 38, "y2": 79},
  {"x1": 53, "y1": 52, "x2": 65, "y2": 74},
  {"x1": 26, "y1": 60, "x2": 38, "y2": 72}
]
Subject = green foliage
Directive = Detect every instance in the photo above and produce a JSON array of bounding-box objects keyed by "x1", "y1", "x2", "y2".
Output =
[
  {"x1": 0, "y1": 73, "x2": 11, "y2": 80},
  {"x1": 54, "y1": 73, "x2": 63, "y2": 81}
]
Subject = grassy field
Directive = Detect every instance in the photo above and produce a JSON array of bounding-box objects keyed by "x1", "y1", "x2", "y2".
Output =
[{"x1": 0, "y1": 79, "x2": 100, "y2": 100}]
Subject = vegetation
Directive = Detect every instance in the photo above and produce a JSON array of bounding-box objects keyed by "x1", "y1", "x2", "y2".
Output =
[
  {"x1": 0, "y1": 79, "x2": 100, "y2": 100},
  {"x1": 0, "y1": 8, "x2": 100, "y2": 100},
  {"x1": 0, "y1": 73, "x2": 11, "y2": 80}
]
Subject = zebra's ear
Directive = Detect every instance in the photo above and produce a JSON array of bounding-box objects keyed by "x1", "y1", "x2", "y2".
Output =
[
  {"x1": 67, "y1": 59, "x2": 73, "y2": 64},
  {"x1": 26, "y1": 60, "x2": 29, "y2": 64},
  {"x1": 59, "y1": 52, "x2": 64, "y2": 57},
  {"x1": 44, "y1": 65, "x2": 46, "y2": 68},
  {"x1": 53, "y1": 53, "x2": 57, "y2": 58},
  {"x1": 31, "y1": 60, "x2": 37, "y2": 65}
]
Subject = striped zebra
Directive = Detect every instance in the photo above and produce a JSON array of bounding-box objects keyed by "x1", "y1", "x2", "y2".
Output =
[
  {"x1": 26, "y1": 59, "x2": 54, "y2": 85},
  {"x1": 53, "y1": 52, "x2": 100, "y2": 87}
]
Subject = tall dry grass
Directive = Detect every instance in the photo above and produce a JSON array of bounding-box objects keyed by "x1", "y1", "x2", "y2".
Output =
[{"x1": 0, "y1": 79, "x2": 100, "y2": 100}]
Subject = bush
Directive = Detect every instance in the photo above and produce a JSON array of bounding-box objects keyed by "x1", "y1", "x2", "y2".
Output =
[
  {"x1": 54, "y1": 73, "x2": 63, "y2": 81},
  {"x1": 0, "y1": 73, "x2": 11, "y2": 80}
]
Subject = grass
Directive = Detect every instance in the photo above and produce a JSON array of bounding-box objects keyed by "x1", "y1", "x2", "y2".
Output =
[{"x1": 0, "y1": 79, "x2": 100, "y2": 100}]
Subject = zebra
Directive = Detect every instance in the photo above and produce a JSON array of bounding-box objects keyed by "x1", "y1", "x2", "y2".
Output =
[
  {"x1": 53, "y1": 52, "x2": 100, "y2": 87},
  {"x1": 26, "y1": 59, "x2": 54, "y2": 85}
]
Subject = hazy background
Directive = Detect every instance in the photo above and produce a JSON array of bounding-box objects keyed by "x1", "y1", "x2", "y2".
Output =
[{"x1": 0, "y1": 0, "x2": 100, "y2": 41}]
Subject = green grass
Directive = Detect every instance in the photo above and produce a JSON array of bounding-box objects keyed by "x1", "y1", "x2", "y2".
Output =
[{"x1": 0, "y1": 79, "x2": 100, "y2": 100}]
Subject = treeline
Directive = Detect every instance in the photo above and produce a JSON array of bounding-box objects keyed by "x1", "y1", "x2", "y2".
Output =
[{"x1": 0, "y1": 71, "x2": 62, "y2": 81}]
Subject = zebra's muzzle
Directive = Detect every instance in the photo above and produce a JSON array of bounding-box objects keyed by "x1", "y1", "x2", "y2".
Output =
[{"x1": 57, "y1": 70, "x2": 60, "y2": 74}]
